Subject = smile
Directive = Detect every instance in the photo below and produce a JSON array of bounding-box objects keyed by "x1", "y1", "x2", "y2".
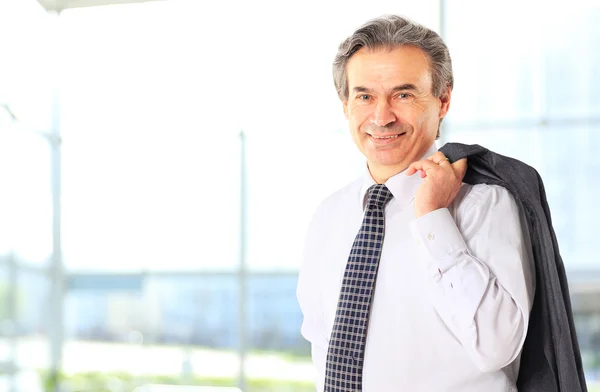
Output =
[
  {"x1": 371, "y1": 134, "x2": 402, "y2": 139},
  {"x1": 368, "y1": 133, "x2": 405, "y2": 141}
]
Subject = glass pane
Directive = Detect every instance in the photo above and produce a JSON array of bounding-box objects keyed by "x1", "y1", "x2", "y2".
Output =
[
  {"x1": 0, "y1": 124, "x2": 53, "y2": 265},
  {"x1": 246, "y1": 274, "x2": 313, "y2": 391},
  {"x1": 61, "y1": 130, "x2": 241, "y2": 272},
  {"x1": 63, "y1": 274, "x2": 240, "y2": 390},
  {"x1": 570, "y1": 283, "x2": 600, "y2": 382},
  {"x1": 542, "y1": 5, "x2": 600, "y2": 119},
  {"x1": 61, "y1": 4, "x2": 242, "y2": 272},
  {"x1": 445, "y1": 0, "x2": 545, "y2": 125},
  {"x1": 14, "y1": 270, "x2": 50, "y2": 386},
  {"x1": 445, "y1": 1, "x2": 600, "y2": 124},
  {"x1": 0, "y1": 0, "x2": 57, "y2": 133},
  {"x1": 245, "y1": 132, "x2": 364, "y2": 272}
]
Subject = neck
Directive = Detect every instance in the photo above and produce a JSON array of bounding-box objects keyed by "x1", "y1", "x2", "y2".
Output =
[{"x1": 368, "y1": 162, "x2": 408, "y2": 184}]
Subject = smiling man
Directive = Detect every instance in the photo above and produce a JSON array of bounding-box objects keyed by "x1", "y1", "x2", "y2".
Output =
[{"x1": 297, "y1": 15, "x2": 535, "y2": 391}]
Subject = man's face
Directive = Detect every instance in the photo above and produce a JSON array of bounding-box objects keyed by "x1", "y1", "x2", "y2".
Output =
[{"x1": 343, "y1": 45, "x2": 450, "y2": 179}]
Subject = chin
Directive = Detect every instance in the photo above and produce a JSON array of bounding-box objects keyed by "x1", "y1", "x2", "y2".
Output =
[{"x1": 367, "y1": 151, "x2": 405, "y2": 166}]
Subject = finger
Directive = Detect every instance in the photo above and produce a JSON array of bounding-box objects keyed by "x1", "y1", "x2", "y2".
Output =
[
  {"x1": 426, "y1": 151, "x2": 447, "y2": 165},
  {"x1": 408, "y1": 159, "x2": 439, "y2": 173},
  {"x1": 452, "y1": 158, "x2": 468, "y2": 176},
  {"x1": 407, "y1": 160, "x2": 438, "y2": 178},
  {"x1": 406, "y1": 162, "x2": 419, "y2": 176}
]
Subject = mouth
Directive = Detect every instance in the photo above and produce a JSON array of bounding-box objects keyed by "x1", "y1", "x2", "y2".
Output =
[{"x1": 368, "y1": 132, "x2": 406, "y2": 143}]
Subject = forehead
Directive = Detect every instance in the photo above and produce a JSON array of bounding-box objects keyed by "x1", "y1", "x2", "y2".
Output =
[{"x1": 346, "y1": 45, "x2": 432, "y2": 91}]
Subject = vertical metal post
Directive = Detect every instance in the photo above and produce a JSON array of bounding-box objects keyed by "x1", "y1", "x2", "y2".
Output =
[
  {"x1": 439, "y1": 0, "x2": 447, "y2": 41},
  {"x1": 48, "y1": 82, "x2": 64, "y2": 392},
  {"x1": 238, "y1": 130, "x2": 248, "y2": 391}
]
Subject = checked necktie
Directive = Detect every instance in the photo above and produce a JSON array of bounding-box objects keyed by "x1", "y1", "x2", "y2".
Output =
[{"x1": 324, "y1": 184, "x2": 394, "y2": 392}]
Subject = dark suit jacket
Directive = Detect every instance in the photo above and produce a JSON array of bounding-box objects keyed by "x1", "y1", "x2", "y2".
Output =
[{"x1": 440, "y1": 142, "x2": 587, "y2": 392}]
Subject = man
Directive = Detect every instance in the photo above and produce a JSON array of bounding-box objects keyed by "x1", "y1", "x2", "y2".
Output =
[{"x1": 296, "y1": 15, "x2": 535, "y2": 391}]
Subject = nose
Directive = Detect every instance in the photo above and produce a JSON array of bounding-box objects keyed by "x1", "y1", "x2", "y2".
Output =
[{"x1": 370, "y1": 100, "x2": 397, "y2": 127}]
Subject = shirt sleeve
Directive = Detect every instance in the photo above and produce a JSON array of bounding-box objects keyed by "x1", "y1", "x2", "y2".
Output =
[
  {"x1": 297, "y1": 206, "x2": 330, "y2": 390},
  {"x1": 409, "y1": 184, "x2": 535, "y2": 372}
]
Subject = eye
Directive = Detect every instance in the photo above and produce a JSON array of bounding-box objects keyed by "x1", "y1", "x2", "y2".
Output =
[
  {"x1": 357, "y1": 94, "x2": 371, "y2": 101},
  {"x1": 397, "y1": 93, "x2": 412, "y2": 99}
]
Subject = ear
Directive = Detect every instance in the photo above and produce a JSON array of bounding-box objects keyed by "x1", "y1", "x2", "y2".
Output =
[
  {"x1": 438, "y1": 85, "x2": 451, "y2": 119},
  {"x1": 342, "y1": 100, "x2": 349, "y2": 119}
]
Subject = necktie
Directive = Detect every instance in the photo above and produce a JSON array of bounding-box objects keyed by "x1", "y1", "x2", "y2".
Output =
[{"x1": 324, "y1": 184, "x2": 394, "y2": 391}]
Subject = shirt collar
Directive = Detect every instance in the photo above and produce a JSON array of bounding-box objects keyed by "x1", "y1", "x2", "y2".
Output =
[{"x1": 359, "y1": 143, "x2": 439, "y2": 211}]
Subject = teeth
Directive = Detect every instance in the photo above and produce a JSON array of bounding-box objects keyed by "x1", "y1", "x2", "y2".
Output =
[{"x1": 373, "y1": 134, "x2": 400, "y2": 139}]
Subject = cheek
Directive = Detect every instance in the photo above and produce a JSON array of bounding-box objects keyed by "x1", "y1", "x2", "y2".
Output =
[
  {"x1": 412, "y1": 106, "x2": 437, "y2": 130},
  {"x1": 349, "y1": 105, "x2": 370, "y2": 126}
]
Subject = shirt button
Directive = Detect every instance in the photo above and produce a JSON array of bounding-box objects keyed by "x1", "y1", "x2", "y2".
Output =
[{"x1": 428, "y1": 233, "x2": 435, "y2": 241}]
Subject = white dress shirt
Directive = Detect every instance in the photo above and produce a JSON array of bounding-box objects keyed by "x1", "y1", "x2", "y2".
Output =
[{"x1": 297, "y1": 143, "x2": 535, "y2": 392}]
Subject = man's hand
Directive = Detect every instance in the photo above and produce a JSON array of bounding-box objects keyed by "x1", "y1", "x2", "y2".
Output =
[{"x1": 405, "y1": 152, "x2": 468, "y2": 218}]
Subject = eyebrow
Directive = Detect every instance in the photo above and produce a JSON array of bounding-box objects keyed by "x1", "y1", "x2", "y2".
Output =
[{"x1": 352, "y1": 84, "x2": 419, "y2": 94}]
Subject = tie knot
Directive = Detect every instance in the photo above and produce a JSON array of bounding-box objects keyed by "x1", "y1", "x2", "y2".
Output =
[{"x1": 365, "y1": 184, "x2": 393, "y2": 210}]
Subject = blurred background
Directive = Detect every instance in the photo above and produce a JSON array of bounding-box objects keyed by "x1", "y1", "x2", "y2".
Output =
[{"x1": 0, "y1": 0, "x2": 599, "y2": 391}]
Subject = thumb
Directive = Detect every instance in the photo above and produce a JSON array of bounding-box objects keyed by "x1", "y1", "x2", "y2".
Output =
[{"x1": 452, "y1": 158, "x2": 468, "y2": 178}]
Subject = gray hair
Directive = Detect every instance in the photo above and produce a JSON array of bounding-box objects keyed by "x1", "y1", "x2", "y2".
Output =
[{"x1": 333, "y1": 15, "x2": 454, "y2": 102}]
